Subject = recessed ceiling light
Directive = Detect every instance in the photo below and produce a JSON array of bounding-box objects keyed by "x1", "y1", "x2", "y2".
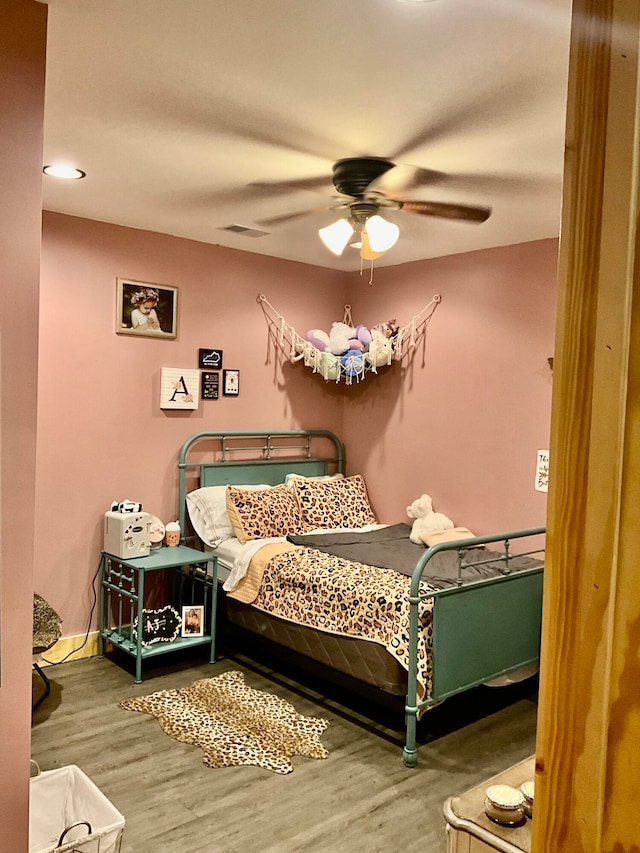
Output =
[{"x1": 43, "y1": 164, "x2": 86, "y2": 179}]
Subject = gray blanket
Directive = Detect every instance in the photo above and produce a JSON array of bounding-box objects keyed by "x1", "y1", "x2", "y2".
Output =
[{"x1": 287, "y1": 523, "x2": 542, "y2": 589}]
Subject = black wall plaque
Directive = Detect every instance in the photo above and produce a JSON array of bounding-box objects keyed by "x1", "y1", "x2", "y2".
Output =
[
  {"x1": 201, "y1": 371, "x2": 220, "y2": 400},
  {"x1": 198, "y1": 348, "x2": 223, "y2": 369}
]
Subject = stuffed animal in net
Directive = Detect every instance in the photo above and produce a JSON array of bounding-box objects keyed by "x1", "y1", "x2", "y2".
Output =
[{"x1": 406, "y1": 494, "x2": 454, "y2": 545}]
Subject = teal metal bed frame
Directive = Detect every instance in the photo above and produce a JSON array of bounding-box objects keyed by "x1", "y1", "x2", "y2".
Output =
[
  {"x1": 403, "y1": 529, "x2": 544, "y2": 766},
  {"x1": 177, "y1": 430, "x2": 544, "y2": 767},
  {"x1": 178, "y1": 430, "x2": 344, "y2": 542}
]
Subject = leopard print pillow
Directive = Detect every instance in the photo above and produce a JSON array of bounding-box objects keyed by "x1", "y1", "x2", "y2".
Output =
[
  {"x1": 293, "y1": 474, "x2": 377, "y2": 529},
  {"x1": 226, "y1": 484, "x2": 311, "y2": 544}
]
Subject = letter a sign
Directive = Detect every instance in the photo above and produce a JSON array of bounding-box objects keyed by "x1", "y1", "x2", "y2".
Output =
[{"x1": 160, "y1": 367, "x2": 200, "y2": 410}]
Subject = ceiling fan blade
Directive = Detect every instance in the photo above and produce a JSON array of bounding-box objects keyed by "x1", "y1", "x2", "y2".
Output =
[
  {"x1": 366, "y1": 164, "x2": 446, "y2": 196},
  {"x1": 422, "y1": 170, "x2": 560, "y2": 195},
  {"x1": 256, "y1": 203, "x2": 343, "y2": 227},
  {"x1": 248, "y1": 176, "x2": 336, "y2": 195},
  {"x1": 399, "y1": 200, "x2": 492, "y2": 223},
  {"x1": 390, "y1": 71, "x2": 554, "y2": 162}
]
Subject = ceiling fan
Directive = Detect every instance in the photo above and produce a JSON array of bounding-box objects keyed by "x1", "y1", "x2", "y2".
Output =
[{"x1": 256, "y1": 157, "x2": 492, "y2": 260}]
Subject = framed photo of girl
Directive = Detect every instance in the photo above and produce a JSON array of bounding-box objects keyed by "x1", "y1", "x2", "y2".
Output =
[
  {"x1": 116, "y1": 278, "x2": 178, "y2": 339},
  {"x1": 181, "y1": 605, "x2": 204, "y2": 638}
]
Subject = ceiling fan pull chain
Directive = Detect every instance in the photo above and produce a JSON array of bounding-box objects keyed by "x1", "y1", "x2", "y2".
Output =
[{"x1": 357, "y1": 254, "x2": 375, "y2": 285}]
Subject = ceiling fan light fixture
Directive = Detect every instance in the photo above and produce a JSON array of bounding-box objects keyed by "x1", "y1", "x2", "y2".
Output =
[
  {"x1": 319, "y1": 218, "x2": 354, "y2": 255},
  {"x1": 365, "y1": 214, "x2": 399, "y2": 252},
  {"x1": 360, "y1": 230, "x2": 386, "y2": 261}
]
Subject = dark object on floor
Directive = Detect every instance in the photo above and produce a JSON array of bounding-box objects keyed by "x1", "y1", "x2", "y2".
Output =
[{"x1": 32, "y1": 593, "x2": 62, "y2": 711}]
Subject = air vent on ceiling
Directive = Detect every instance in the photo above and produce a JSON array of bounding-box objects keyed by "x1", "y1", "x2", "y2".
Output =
[{"x1": 218, "y1": 224, "x2": 270, "y2": 238}]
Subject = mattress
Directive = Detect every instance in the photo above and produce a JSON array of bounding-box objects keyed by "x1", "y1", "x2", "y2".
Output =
[
  {"x1": 212, "y1": 534, "x2": 409, "y2": 696},
  {"x1": 224, "y1": 597, "x2": 408, "y2": 696},
  {"x1": 213, "y1": 528, "x2": 541, "y2": 699}
]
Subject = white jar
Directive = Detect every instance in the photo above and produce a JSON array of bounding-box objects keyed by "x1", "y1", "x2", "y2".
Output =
[
  {"x1": 520, "y1": 780, "x2": 534, "y2": 817},
  {"x1": 484, "y1": 784, "x2": 526, "y2": 826},
  {"x1": 164, "y1": 520, "x2": 180, "y2": 547}
]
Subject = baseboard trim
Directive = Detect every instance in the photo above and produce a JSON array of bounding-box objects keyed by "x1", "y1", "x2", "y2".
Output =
[{"x1": 36, "y1": 631, "x2": 99, "y2": 666}]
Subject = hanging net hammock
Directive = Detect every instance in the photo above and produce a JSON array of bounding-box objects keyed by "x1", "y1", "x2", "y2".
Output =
[{"x1": 258, "y1": 292, "x2": 441, "y2": 385}]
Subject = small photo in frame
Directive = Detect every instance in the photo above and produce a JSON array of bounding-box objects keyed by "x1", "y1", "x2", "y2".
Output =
[
  {"x1": 181, "y1": 605, "x2": 204, "y2": 638},
  {"x1": 116, "y1": 278, "x2": 178, "y2": 339},
  {"x1": 223, "y1": 369, "x2": 240, "y2": 396},
  {"x1": 198, "y1": 348, "x2": 223, "y2": 369},
  {"x1": 201, "y1": 371, "x2": 219, "y2": 400}
]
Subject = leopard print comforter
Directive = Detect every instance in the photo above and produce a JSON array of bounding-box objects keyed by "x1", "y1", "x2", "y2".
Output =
[{"x1": 245, "y1": 545, "x2": 435, "y2": 700}]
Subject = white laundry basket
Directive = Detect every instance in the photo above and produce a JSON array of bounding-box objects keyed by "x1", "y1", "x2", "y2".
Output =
[{"x1": 30, "y1": 765, "x2": 125, "y2": 853}]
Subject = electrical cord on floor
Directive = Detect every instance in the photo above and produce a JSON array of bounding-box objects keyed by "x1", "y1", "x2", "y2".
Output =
[{"x1": 41, "y1": 558, "x2": 101, "y2": 665}]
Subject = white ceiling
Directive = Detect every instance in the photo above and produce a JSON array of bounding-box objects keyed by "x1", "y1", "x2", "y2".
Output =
[{"x1": 41, "y1": 0, "x2": 572, "y2": 271}]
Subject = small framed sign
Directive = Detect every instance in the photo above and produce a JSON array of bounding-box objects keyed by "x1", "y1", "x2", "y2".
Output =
[
  {"x1": 198, "y1": 348, "x2": 223, "y2": 369},
  {"x1": 535, "y1": 449, "x2": 549, "y2": 492},
  {"x1": 223, "y1": 369, "x2": 240, "y2": 396},
  {"x1": 201, "y1": 371, "x2": 219, "y2": 400},
  {"x1": 132, "y1": 606, "x2": 182, "y2": 646},
  {"x1": 160, "y1": 367, "x2": 199, "y2": 410},
  {"x1": 181, "y1": 605, "x2": 204, "y2": 638}
]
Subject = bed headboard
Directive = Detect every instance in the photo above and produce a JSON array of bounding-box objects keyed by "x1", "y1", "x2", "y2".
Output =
[{"x1": 177, "y1": 430, "x2": 344, "y2": 542}]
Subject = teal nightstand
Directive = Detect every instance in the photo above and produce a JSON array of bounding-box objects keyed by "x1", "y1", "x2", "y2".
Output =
[{"x1": 98, "y1": 545, "x2": 217, "y2": 683}]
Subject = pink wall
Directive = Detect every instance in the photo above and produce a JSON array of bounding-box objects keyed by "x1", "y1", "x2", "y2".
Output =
[
  {"x1": 38, "y1": 215, "x2": 557, "y2": 638},
  {"x1": 344, "y1": 239, "x2": 557, "y2": 534},
  {"x1": 0, "y1": 1, "x2": 48, "y2": 847},
  {"x1": 37, "y1": 213, "x2": 347, "y2": 633}
]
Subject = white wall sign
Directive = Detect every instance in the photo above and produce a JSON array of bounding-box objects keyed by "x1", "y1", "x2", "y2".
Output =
[
  {"x1": 160, "y1": 367, "x2": 200, "y2": 410},
  {"x1": 535, "y1": 449, "x2": 549, "y2": 492}
]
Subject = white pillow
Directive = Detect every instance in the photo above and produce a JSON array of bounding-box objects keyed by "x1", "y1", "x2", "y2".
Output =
[
  {"x1": 283, "y1": 472, "x2": 344, "y2": 488},
  {"x1": 186, "y1": 484, "x2": 268, "y2": 548}
]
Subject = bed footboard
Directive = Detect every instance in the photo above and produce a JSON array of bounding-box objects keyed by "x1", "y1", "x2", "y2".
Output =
[{"x1": 403, "y1": 527, "x2": 544, "y2": 767}]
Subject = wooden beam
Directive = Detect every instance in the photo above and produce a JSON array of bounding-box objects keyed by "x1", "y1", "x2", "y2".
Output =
[{"x1": 533, "y1": 1, "x2": 640, "y2": 850}]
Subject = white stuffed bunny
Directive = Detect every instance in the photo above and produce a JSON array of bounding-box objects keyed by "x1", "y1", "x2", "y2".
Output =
[{"x1": 406, "y1": 493, "x2": 454, "y2": 545}]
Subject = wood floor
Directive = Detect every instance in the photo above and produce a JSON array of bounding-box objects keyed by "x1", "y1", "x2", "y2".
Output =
[{"x1": 31, "y1": 647, "x2": 538, "y2": 853}]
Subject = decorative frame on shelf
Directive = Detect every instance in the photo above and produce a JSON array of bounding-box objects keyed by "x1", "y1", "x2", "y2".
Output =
[
  {"x1": 116, "y1": 278, "x2": 178, "y2": 339},
  {"x1": 223, "y1": 369, "x2": 240, "y2": 396},
  {"x1": 132, "y1": 605, "x2": 182, "y2": 646},
  {"x1": 181, "y1": 605, "x2": 204, "y2": 638}
]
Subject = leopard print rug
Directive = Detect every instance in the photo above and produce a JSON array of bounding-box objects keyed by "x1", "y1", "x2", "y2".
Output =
[{"x1": 119, "y1": 670, "x2": 329, "y2": 774}]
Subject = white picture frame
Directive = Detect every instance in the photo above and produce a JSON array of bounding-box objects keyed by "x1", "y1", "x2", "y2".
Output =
[
  {"x1": 535, "y1": 449, "x2": 549, "y2": 492},
  {"x1": 181, "y1": 605, "x2": 204, "y2": 638},
  {"x1": 223, "y1": 368, "x2": 240, "y2": 396},
  {"x1": 160, "y1": 367, "x2": 200, "y2": 410}
]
